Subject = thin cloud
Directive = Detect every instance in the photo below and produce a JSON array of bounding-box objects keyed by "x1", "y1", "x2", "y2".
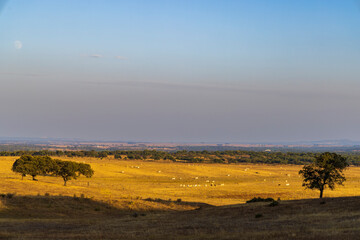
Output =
[
  {"x1": 78, "y1": 80, "x2": 357, "y2": 99},
  {"x1": 89, "y1": 54, "x2": 103, "y2": 58},
  {"x1": 115, "y1": 56, "x2": 127, "y2": 60}
]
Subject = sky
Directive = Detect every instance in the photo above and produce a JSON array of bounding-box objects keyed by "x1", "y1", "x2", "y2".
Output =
[{"x1": 1, "y1": 0, "x2": 360, "y2": 143}]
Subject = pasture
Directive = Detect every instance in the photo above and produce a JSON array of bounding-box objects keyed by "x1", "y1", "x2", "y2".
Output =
[{"x1": 1, "y1": 156, "x2": 360, "y2": 206}]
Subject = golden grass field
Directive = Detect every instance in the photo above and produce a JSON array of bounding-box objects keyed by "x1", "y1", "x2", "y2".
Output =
[
  {"x1": 1, "y1": 156, "x2": 359, "y2": 205},
  {"x1": 1, "y1": 156, "x2": 360, "y2": 239}
]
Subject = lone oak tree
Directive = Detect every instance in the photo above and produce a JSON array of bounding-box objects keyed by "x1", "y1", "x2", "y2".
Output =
[
  {"x1": 55, "y1": 160, "x2": 94, "y2": 186},
  {"x1": 299, "y1": 152, "x2": 348, "y2": 198}
]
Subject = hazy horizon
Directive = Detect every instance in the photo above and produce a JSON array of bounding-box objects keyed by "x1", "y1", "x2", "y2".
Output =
[
  {"x1": 1, "y1": 136, "x2": 360, "y2": 145},
  {"x1": 1, "y1": 0, "x2": 360, "y2": 143}
]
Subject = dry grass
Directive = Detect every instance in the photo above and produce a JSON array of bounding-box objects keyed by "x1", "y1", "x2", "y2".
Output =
[
  {"x1": 1, "y1": 156, "x2": 359, "y2": 206},
  {"x1": 0, "y1": 195, "x2": 359, "y2": 239},
  {"x1": 0, "y1": 156, "x2": 360, "y2": 239}
]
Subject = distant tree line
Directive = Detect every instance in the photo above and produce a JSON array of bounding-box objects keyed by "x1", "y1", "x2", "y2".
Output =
[
  {"x1": 12, "y1": 155, "x2": 94, "y2": 186},
  {"x1": 3, "y1": 150, "x2": 360, "y2": 165}
]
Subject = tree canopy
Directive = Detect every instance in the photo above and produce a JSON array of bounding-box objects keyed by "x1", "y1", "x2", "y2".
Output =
[
  {"x1": 12, "y1": 155, "x2": 94, "y2": 185},
  {"x1": 299, "y1": 152, "x2": 348, "y2": 198},
  {"x1": 54, "y1": 160, "x2": 94, "y2": 186}
]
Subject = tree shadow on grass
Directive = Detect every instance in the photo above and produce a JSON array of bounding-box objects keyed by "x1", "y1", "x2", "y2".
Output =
[
  {"x1": 143, "y1": 197, "x2": 213, "y2": 209},
  {"x1": 0, "y1": 194, "x2": 214, "y2": 219},
  {"x1": 0, "y1": 194, "x2": 133, "y2": 219}
]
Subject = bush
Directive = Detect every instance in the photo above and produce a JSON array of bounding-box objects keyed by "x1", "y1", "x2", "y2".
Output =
[
  {"x1": 6, "y1": 193, "x2": 15, "y2": 199},
  {"x1": 246, "y1": 197, "x2": 274, "y2": 203},
  {"x1": 268, "y1": 200, "x2": 279, "y2": 207}
]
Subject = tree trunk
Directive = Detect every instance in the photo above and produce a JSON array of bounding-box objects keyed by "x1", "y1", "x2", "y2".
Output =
[
  {"x1": 320, "y1": 189, "x2": 324, "y2": 198},
  {"x1": 64, "y1": 180, "x2": 67, "y2": 186},
  {"x1": 32, "y1": 175, "x2": 37, "y2": 181}
]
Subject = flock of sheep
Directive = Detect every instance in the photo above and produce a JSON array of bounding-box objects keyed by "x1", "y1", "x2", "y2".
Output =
[{"x1": 120, "y1": 165, "x2": 293, "y2": 188}]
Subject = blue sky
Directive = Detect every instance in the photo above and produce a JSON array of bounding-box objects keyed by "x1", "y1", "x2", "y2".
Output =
[{"x1": 1, "y1": 0, "x2": 360, "y2": 142}]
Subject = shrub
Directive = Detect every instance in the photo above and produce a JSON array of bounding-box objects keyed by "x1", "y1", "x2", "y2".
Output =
[
  {"x1": 268, "y1": 200, "x2": 279, "y2": 207},
  {"x1": 6, "y1": 193, "x2": 15, "y2": 199},
  {"x1": 246, "y1": 197, "x2": 274, "y2": 203}
]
